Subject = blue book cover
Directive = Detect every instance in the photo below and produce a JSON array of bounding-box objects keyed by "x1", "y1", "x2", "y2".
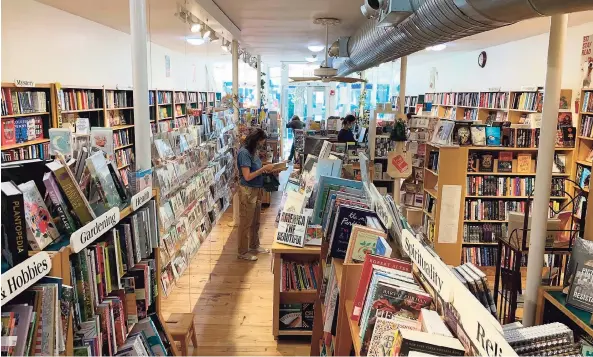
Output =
[
  {"x1": 312, "y1": 176, "x2": 363, "y2": 225},
  {"x1": 328, "y1": 205, "x2": 378, "y2": 260},
  {"x1": 485, "y1": 126, "x2": 501, "y2": 146}
]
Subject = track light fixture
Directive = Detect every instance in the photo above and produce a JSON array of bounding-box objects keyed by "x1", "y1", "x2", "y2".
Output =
[
  {"x1": 209, "y1": 32, "x2": 219, "y2": 42},
  {"x1": 202, "y1": 27, "x2": 212, "y2": 39},
  {"x1": 190, "y1": 22, "x2": 202, "y2": 33},
  {"x1": 221, "y1": 40, "x2": 230, "y2": 52}
]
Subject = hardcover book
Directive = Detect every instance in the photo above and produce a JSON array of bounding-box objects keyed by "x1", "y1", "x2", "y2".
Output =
[
  {"x1": 478, "y1": 153, "x2": 494, "y2": 172},
  {"x1": 1, "y1": 118, "x2": 16, "y2": 145},
  {"x1": 46, "y1": 160, "x2": 96, "y2": 224},
  {"x1": 470, "y1": 124, "x2": 486, "y2": 146},
  {"x1": 86, "y1": 152, "x2": 124, "y2": 210},
  {"x1": 49, "y1": 128, "x2": 73, "y2": 156},
  {"x1": 328, "y1": 205, "x2": 380, "y2": 259},
  {"x1": 517, "y1": 153, "x2": 532, "y2": 173},
  {"x1": 18, "y1": 180, "x2": 60, "y2": 250},
  {"x1": 497, "y1": 152, "x2": 513, "y2": 172},
  {"x1": 1, "y1": 181, "x2": 28, "y2": 267},
  {"x1": 43, "y1": 172, "x2": 78, "y2": 234},
  {"x1": 367, "y1": 316, "x2": 419, "y2": 357},
  {"x1": 344, "y1": 224, "x2": 386, "y2": 263},
  {"x1": 91, "y1": 127, "x2": 115, "y2": 162},
  {"x1": 485, "y1": 126, "x2": 501, "y2": 146},
  {"x1": 392, "y1": 328, "x2": 465, "y2": 356},
  {"x1": 275, "y1": 212, "x2": 307, "y2": 247},
  {"x1": 566, "y1": 262, "x2": 593, "y2": 313}
]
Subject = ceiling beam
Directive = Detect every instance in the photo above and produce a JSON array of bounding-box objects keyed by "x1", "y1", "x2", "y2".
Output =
[{"x1": 192, "y1": 0, "x2": 241, "y2": 41}]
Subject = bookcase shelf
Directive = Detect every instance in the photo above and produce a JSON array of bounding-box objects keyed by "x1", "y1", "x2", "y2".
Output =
[
  {"x1": 111, "y1": 124, "x2": 135, "y2": 130},
  {"x1": 2, "y1": 111, "x2": 50, "y2": 118},
  {"x1": 1, "y1": 138, "x2": 50, "y2": 150}
]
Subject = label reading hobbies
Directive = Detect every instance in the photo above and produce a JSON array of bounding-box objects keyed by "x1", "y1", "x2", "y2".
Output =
[
  {"x1": 70, "y1": 207, "x2": 120, "y2": 253},
  {"x1": 1, "y1": 252, "x2": 51, "y2": 306},
  {"x1": 275, "y1": 211, "x2": 307, "y2": 247},
  {"x1": 131, "y1": 186, "x2": 152, "y2": 211}
]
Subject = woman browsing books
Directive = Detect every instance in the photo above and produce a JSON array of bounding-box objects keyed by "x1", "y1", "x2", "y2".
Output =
[{"x1": 236, "y1": 128, "x2": 282, "y2": 261}]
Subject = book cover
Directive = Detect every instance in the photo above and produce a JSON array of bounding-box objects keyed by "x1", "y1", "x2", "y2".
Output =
[
  {"x1": 552, "y1": 154, "x2": 567, "y2": 173},
  {"x1": 49, "y1": 128, "x2": 73, "y2": 156},
  {"x1": 2, "y1": 118, "x2": 16, "y2": 145},
  {"x1": 91, "y1": 127, "x2": 115, "y2": 162},
  {"x1": 18, "y1": 180, "x2": 60, "y2": 250},
  {"x1": 279, "y1": 304, "x2": 303, "y2": 329},
  {"x1": 328, "y1": 205, "x2": 379, "y2": 260},
  {"x1": 485, "y1": 126, "x2": 501, "y2": 146},
  {"x1": 496, "y1": 152, "x2": 513, "y2": 172},
  {"x1": 86, "y1": 152, "x2": 123, "y2": 209},
  {"x1": 344, "y1": 224, "x2": 386, "y2": 263},
  {"x1": 561, "y1": 126, "x2": 576, "y2": 147},
  {"x1": 276, "y1": 211, "x2": 307, "y2": 247},
  {"x1": 453, "y1": 122, "x2": 472, "y2": 146},
  {"x1": 1, "y1": 181, "x2": 28, "y2": 267},
  {"x1": 478, "y1": 153, "x2": 494, "y2": 172},
  {"x1": 367, "y1": 316, "x2": 419, "y2": 357},
  {"x1": 392, "y1": 328, "x2": 465, "y2": 356},
  {"x1": 121, "y1": 277, "x2": 139, "y2": 327},
  {"x1": 351, "y1": 254, "x2": 412, "y2": 322},
  {"x1": 130, "y1": 317, "x2": 167, "y2": 356},
  {"x1": 516, "y1": 153, "x2": 532, "y2": 173},
  {"x1": 375, "y1": 236, "x2": 392, "y2": 257},
  {"x1": 42, "y1": 172, "x2": 78, "y2": 234},
  {"x1": 564, "y1": 238, "x2": 593, "y2": 292},
  {"x1": 46, "y1": 160, "x2": 95, "y2": 225},
  {"x1": 470, "y1": 124, "x2": 486, "y2": 146},
  {"x1": 3, "y1": 305, "x2": 34, "y2": 357}
]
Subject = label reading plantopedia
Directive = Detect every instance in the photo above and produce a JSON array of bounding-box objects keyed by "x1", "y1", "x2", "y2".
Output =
[
  {"x1": 70, "y1": 207, "x2": 120, "y2": 253},
  {"x1": 131, "y1": 186, "x2": 152, "y2": 211},
  {"x1": 1, "y1": 251, "x2": 52, "y2": 306}
]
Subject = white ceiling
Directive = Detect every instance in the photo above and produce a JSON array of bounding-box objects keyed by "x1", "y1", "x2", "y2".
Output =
[{"x1": 32, "y1": 0, "x2": 593, "y2": 68}]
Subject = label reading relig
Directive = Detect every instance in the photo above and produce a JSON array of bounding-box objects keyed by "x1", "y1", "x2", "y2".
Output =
[
  {"x1": 70, "y1": 207, "x2": 120, "y2": 253},
  {"x1": 132, "y1": 186, "x2": 152, "y2": 211},
  {"x1": 1, "y1": 252, "x2": 52, "y2": 306}
]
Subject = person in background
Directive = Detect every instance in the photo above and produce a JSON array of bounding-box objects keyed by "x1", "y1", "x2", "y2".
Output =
[
  {"x1": 286, "y1": 115, "x2": 304, "y2": 162},
  {"x1": 338, "y1": 114, "x2": 357, "y2": 143},
  {"x1": 236, "y1": 128, "x2": 277, "y2": 261}
]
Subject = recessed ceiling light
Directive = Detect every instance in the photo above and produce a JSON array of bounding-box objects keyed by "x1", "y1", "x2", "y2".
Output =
[
  {"x1": 308, "y1": 45, "x2": 325, "y2": 52},
  {"x1": 426, "y1": 44, "x2": 447, "y2": 51},
  {"x1": 190, "y1": 23, "x2": 202, "y2": 33},
  {"x1": 186, "y1": 37, "x2": 205, "y2": 46}
]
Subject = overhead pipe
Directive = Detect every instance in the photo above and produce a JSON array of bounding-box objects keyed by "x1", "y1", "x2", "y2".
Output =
[{"x1": 338, "y1": 0, "x2": 593, "y2": 75}]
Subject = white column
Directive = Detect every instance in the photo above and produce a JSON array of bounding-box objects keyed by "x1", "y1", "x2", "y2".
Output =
[
  {"x1": 229, "y1": 39, "x2": 240, "y2": 227},
  {"x1": 256, "y1": 55, "x2": 262, "y2": 108},
  {"x1": 280, "y1": 62, "x2": 289, "y2": 134},
  {"x1": 523, "y1": 14, "x2": 567, "y2": 327},
  {"x1": 129, "y1": 0, "x2": 150, "y2": 172},
  {"x1": 393, "y1": 56, "x2": 408, "y2": 204}
]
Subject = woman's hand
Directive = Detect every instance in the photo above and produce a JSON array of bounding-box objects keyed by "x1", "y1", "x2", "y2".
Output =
[{"x1": 261, "y1": 164, "x2": 275, "y2": 173}]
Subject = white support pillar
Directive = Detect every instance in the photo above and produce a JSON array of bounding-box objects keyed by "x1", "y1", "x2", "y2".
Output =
[
  {"x1": 129, "y1": 0, "x2": 151, "y2": 172},
  {"x1": 229, "y1": 39, "x2": 240, "y2": 227},
  {"x1": 393, "y1": 56, "x2": 408, "y2": 204},
  {"x1": 256, "y1": 55, "x2": 262, "y2": 108},
  {"x1": 523, "y1": 14, "x2": 568, "y2": 327}
]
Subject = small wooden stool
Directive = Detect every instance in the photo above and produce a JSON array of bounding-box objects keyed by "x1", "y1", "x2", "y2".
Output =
[{"x1": 166, "y1": 313, "x2": 198, "y2": 356}]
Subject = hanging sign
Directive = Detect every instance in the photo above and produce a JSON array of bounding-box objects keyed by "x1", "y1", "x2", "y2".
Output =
[
  {"x1": 70, "y1": 207, "x2": 120, "y2": 253},
  {"x1": 1, "y1": 252, "x2": 52, "y2": 306},
  {"x1": 132, "y1": 186, "x2": 153, "y2": 211},
  {"x1": 14, "y1": 79, "x2": 35, "y2": 87}
]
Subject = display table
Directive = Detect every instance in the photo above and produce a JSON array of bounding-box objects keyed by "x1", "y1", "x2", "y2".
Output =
[{"x1": 536, "y1": 286, "x2": 593, "y2": 340}]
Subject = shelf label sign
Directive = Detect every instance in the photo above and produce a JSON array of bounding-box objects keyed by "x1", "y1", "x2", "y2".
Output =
[
  {"x1": 402, "y1": 229, "x2": 453, "y2": 302},
  {"x1": 132, "y1": 186, "x2": 152, "y2": 211},
  {"x1": 14, "y1": 80, "x2": 35, "y2": 87},
  {"x1": 1, "y1": 252, "x2": 52, "y2": 306},
  {"x1": 70, "y1": 207, "x2": 120, "y2": 253}
]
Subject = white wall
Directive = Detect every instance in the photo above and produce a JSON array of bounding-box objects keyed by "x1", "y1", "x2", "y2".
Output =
[
  {"x1": 1, "y1": 0, "x2": 222, "y2": 90},
  {"x1": 396, "y1": 21, "x2": 593, "y2": 97}
]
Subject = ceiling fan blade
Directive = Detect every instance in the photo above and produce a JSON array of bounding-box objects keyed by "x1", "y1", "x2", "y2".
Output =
[
  {"x1": 331, "y1": 77, "x2": 366, "y2": 83},
  {"x1": 289, "y1": 77, "x2": 320, "y2": 82}
]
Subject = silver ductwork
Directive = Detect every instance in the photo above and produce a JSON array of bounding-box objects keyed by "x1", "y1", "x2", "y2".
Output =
[{"x1": 338, "y1": 0, "x2": 593, "y2": 76}]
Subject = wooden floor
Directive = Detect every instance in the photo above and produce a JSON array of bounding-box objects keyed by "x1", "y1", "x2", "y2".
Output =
[{"x1": 161, "y1": 189, "x2": 311, "y2": 356}]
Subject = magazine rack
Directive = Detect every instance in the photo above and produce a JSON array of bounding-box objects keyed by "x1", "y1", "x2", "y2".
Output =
[{"x1": 493, "y1": 179, "x2": 588, "y2": 324}]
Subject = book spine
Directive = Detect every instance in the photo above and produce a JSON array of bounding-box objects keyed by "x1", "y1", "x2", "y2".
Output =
[
  {"x1": 1, "y1": 191, "x2": 28, "y2": 266},
  {"x1": 52, "y1": 165, "x2": 95, "y2": 225},
  {"x1": 43, "y1": 174, "x2": 78, "y2": 234}
]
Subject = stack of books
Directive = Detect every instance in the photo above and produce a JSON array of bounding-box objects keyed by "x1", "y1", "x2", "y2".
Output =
[{"x1": 505, "y1": 322, "x2": 581, "y2": 355}]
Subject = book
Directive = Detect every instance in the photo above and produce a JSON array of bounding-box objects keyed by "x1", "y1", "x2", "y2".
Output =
[
  {"x1": 453, "y1": 122, "x2": 472, "y2": 146},
  {"x1": 485, "y1": 126, "x2": 501, "y2": 146},
  {"x1": 367, "y1": 316, "x2": 419, "y2": 357},
  {"x1": 18, "y1": 180, "x2": 60, "y2": 250},
  {"x1": 86, "y1": 152, "x2": 124, "y2": 210},
  {"x1": 497, "y1": 152, "x2": 513, "y2": 172},
  {"x1": 470, "y1": 124, "x2": 486, "y2": 146},
  {"x1": 392, "y1": 329, "x2": 465, "y2": 356},
  {"x1": 130, "y1": 317, "x2": 167, "y2": 356},
  {"x1": 516, "y1": 153, "x2": 532, "y2": 173},
  {"x1": 478, "y1": 152, "x2": 494, "y2": 172},
  {"x1": 418, "y1": 308, "x2": 452, "y2": 337},
  {"x1": 49, "y1": 128, "x2": 73, "y2": 156},
  {"x1": 328, "y1": 205, "x2": 380, "y2": 259},
  {"x1": 564, "y1": 238, "x2": 593, "y2": 291},
  {"x1": 1, "y1": 181, "x2": 28, "y2": 267},
  {"x1": 344, "y1": 225, "x2": 385, "y2": 263},
  {"x1": 46, "y1": 160, "x2": 96, "y2": 225},
  {"x1": 2, "y1": 118, "x2": 16, "y2": 145},
  {"x1": 375, "y1": 236, "x2": 392, "y2": 257},
  {"x1": 43, "y1": 172, "x2": 78, "y2": 235},
  {"x1": 275, "y1": 211, "x2": 307, "y2": 247},
  {"x1": 91, "y1": 127, "x2": 115, "y2": 162},
  {"x1": 552, "y1": 153, "x2": 566, "y2": 173},
  {"x1": 566, "y1": 261, "x2": 593, "y2": 313}
]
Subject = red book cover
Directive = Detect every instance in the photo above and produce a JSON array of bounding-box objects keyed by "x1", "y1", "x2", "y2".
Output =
[
  {"x1": 4, "y1": 88, "x2": 13, "y2": 115},
  {"x1": 351, "y1": 254, "x2": 412, "y2": 322},
  {"x1": 95, "y1": 244, "x2": 106, "y2": 302},
  {"x1": 2, "y1": 118, "x2": 16, "y2": 145}
]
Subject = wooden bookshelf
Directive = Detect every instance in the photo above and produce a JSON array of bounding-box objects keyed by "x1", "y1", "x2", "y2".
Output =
[
  {"x1": 573, "y1": 88, "x2": 593, "y2": 241},
  {"x1": 271, "y1": 241, "x2": 320, "y2": 339}
]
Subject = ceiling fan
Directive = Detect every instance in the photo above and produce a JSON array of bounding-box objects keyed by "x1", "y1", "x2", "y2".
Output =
[{"x1": 289, "y1": 18, "x2": 366, "y2": 84}]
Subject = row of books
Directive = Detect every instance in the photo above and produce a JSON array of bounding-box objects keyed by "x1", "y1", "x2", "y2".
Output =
[
  {"x1": 157, "y1": 91, "x2": 172, "y2": 105},
  {"x1": 465, "y1": 176, "x2": 565, "y2": 197},
  {"x1": 486, "y1": 110, "x2": 508, "y2": 123},
  {"x1": 188, "y1": 92, "x2": 197, "y2": 103},
  {"x1": 105, "y1": 90, "x2": 133, "y2": 109},
  {"x1": 510, "y1": 90, "x2": 543, "y2": 112},
  {"x1": 464, "y1": 199, "x2": 559, "y2": 221},
  {"x1": 462, "y1": 246, "x2": 499, "y2": 266},
  {"x1": 454, "y1": 92, "x2": 480, "y2": 107},
  {"x1": 1, "y1": 116, "x2": 44, "y2": 145},
  {"x1": 108, "y1": 111, "x2": 130, "y2": 127},
  {"x1": 463, "y1": 223, "x2": 506, "y2": 243},
  {"x1": 173, "y1": 92, "x2": 186, "y2": 103},
  {"x1": 114, "y1": 129, "x2": 131, "y2": 148},
  {"x1": 1, "y1": 141, "x2": 51, "y2": 162},
  {"x1": 480, "y1": 92, "x2": 508, "y2": 109},
  {"x1": 580, "y1": 114, "x2": 593, "y2": 137},
  {"x1": 159, "y1": 107, "x2": 172, "y2": 119},
  {"x1": 451, "y1": 263, "x2": 497, "y2": 316},
  {"x1": 575, "y1": 164, "x2": 591, "y2": 190},
  {"x1": 280, "y1": 259, "x2": 319, "y2": 292},
  {"x1": 116, "y1": 147, "x2": 134, "y2": 168},
  {"x1": 427, "y1": 151, "x2": 439, "y2": 172},
  {"x1": 59, "y1": 89, "x2": 102, "y2": 111},
  {"x1": 462, "y1": 108, "x2": 478, "y2": 121},
  {"x1": 582, "y1": 90, "x2": 593, "y2": 113},
  {"x1": 1, "y1": 88, "x2": 48, "y2": 115}
]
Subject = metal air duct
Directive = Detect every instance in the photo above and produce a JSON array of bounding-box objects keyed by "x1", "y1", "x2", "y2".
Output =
[{"x1": 338, "y1": 0, "x2": 593, "y2": 75}]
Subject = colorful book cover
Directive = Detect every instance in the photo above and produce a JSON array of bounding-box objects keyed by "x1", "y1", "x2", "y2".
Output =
[
  {"x1": 18, "y1": 180, "x2": 60, "y2": 250},
  {"x1": 392, "y1": 329, "x2": 465, "y2": 356},
  {"x1": 49, "y1": 128, "x2": 73, "y2": 156},
  {"x1": 328, "y1": 205, "x2": 379, "y2": 260},
  {"x1": 91, "y1": 127, "x2": 115, "y2": 162},
  {"x1": 367, "y1": 316, "x2": 419, "y2": 357},
  {"x1": 1, "y1": 118, "x2": 16, "y2": 145},
  {"x1": 516, "y1": 153, "x2": 532, "y2": 173},
  {"x1": 1, "y1": 181, "x2": 29, "y2": 267},
  {"x1": 86, "y1": 151, "x2": 123, "y2": 209},
  {"x1": 485, "y1": 126, "x2": 501, "y2": 146},
  {"x1": 46, "y1": 159, "x2": 95, "y2": 224},
  {"x1": 375, "y1": 236, "x2": 392, "y2": 258},
  {"x1": 43, "y1": 172, "x2": 78, "y2": 234},
  {"x1": 497, "y1": 152, "x2": 513, "y2": 172},
  {"x1": 130, "y1": 317, "x2": 167, "y2": 356},
  {"x1": 344, "y1": 224, "x2": 386, "y2": 263}
]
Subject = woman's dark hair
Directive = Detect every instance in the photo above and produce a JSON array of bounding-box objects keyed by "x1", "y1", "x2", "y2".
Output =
[
  {"x1": 243, "y1": 128, "x2": 267, "y2": 154},
  {"x1": 342, "y1": 114, "x2": 356, "y2": 125},
  {"x1": 291, "y1": 115, "x2": 301, "y2": 121}
]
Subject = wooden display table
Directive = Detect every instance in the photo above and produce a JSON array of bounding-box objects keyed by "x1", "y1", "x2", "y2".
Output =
[
  {"x1": 536, "y1": 286, "x2": 592, "y2": 340},
  {"x1": 271, "y1": 241, "x2": 321, "y2": 338}
]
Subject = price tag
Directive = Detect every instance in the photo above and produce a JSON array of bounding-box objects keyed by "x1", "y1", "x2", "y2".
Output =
[
  {"x1": 1, "y1": 252, "x2": 52, "y2": 306},
  {"x1": 70, "y1": 207, "x2": 120, "y2": 253},
  {"x1": 14, "y1": 79, "x2": 35, "y2": 87},
  {"x1": 132, "y1": 186, "x2": 152, "y2": 211}
]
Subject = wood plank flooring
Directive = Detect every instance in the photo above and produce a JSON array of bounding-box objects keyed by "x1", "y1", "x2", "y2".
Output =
[{"x1": 161, "y1": 190, "x2": 311, "y2": 356}]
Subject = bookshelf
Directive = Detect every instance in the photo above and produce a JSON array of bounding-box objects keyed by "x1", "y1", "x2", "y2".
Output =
[
  {"x1": 574, "y1": 87, "x2": 593, "y2": 240},
  {"x1": 391, "y1": 95, "x2": 424, "y2": 114},
  {"x1": 1, "y1": 82, "x2": 55, "y2": 164},
  {"x1": 271, "y1": 241, "x2": 320, "y2": 339}
]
